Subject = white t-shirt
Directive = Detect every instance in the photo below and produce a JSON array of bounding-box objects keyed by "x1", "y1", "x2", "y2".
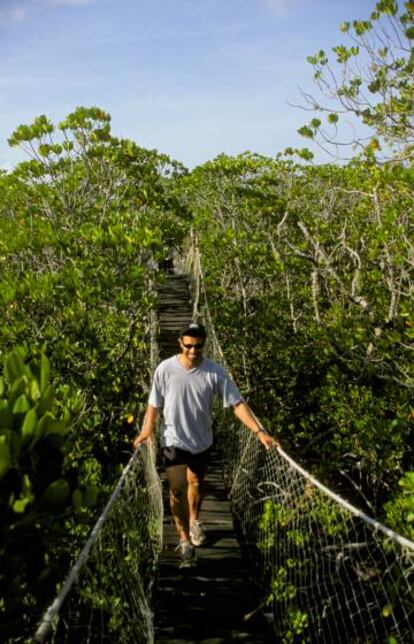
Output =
[{"x1": 148, "y1": 355, "x2": 243, "y2": 453}]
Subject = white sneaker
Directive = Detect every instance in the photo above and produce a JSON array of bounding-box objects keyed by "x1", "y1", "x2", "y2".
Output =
[
  {"x1": 177, "y1": 540, "x2": 196, "y2": 568},
  {"x1": 190, "y1": 520, "x2": 207, "y2": 547}
]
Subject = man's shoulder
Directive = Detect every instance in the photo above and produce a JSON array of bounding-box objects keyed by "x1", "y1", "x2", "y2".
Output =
[
  {"x1": 201, "y1": 357, "x2": 227, "y2": 376},
  {"x1": 155, "y1": 355, "x2": 178, "y2": 373}
]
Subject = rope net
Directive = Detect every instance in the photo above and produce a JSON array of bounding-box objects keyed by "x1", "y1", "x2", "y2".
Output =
[
  {"x1": 34, "y1": 443, "x2": 163, "y2": 644},
  {"x1": 217, "y1": 423, "x2": 414, "y2": 643},
  {"x1": 193, "y1": 240, "x2": 414, "y2": 642}
]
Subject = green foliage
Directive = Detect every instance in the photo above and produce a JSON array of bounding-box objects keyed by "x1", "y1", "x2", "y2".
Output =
[
  {"x1": 0, "y1": 106, "x2": 190, "y2": 468},
  {"x1": 384, "y1": 471, "x2": 414, "y2": 540},
  {"x1": 0, "y1": 106, "x2": 190, "y2": 640},
  {"x1": 302, "y1": 0, "x2": 414, "y2": 161},
  {"x1": 0, "y1": 347, "x2": 101, "y2": 640},
  {"x1": 57, "y1": 483, "x2": 161, "y2": 643},
  {"x1": 0, "y1": 1, "x2": 413, "y2": 636},
  {"x1": 184, "y1": 6, "x2": 414, "y2": 636},
  {"x1": 258, "y1": 498, "x2": 312, "y2": 641},
  {"x1": 188, "y1": 151, "x2": 413, "y2": 519}
]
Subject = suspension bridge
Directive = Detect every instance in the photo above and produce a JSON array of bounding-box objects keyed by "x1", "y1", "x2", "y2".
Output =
[{"x1": 33, "y1": 267, "x2": 414, "y2": 643}]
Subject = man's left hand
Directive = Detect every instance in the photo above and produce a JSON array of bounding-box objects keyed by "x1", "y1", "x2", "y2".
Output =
[{"x1": 258, "y1": 432, "x2": 280, "y2": 450}]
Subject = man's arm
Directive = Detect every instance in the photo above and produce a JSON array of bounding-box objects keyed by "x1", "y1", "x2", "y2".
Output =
[
  {"x1": 232, "y1": 401, "x2": 280, "y2": 450},
  {"x1": 133, "y1": 404, "x2": 159, "y2": 449}
]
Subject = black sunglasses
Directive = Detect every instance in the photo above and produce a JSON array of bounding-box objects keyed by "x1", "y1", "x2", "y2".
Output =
[{"x1": 181, "y1": 342, "x2": 204, "y2": 349}]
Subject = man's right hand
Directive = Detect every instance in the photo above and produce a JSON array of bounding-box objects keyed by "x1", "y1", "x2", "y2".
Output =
[
  {"x1": 133, "y1": 405, "x2": 158, "y2": 450},
  {"x1": 133, "y1": 431, "x2": 152, "y2": 450}
]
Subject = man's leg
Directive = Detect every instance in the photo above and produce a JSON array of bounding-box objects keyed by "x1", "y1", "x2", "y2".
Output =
[
  {"x1": 165, "y1": 464, "x2": 190, "y2": 542},
  {"x1": 187, "y1": 454, "x2": 208, "y2": 546},
  {"x1": 187, "y1": 465, "x2": 206, "y2": 524}
]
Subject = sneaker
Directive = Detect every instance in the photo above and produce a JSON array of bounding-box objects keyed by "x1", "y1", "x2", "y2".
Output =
[
  {"x1": 177, "y1": 540, "x2": 196, "y2": 568},
  {"x1": 190, "y1": 520, "x2": 207, "y2": 547}
]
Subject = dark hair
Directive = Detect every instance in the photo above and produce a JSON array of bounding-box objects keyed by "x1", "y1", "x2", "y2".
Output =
[{"x1": 179, "y1": 323, "x2": 207, "y2": 339}]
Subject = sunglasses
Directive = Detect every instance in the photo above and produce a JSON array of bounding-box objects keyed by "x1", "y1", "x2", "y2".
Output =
[{"x1": 181, "y1": 342, "x2": 204, "y2": 349}]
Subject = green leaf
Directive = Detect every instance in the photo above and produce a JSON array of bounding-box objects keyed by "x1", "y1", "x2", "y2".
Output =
[
  {"x1": 4, "y1": 351, "x2": 27, "y2": 383},
  {"x1": 30, "y1": 378, "x2": 41, "y2": 401},
  {"x1": 0, "y1": 429, "x2": 21, "y2": 461},
  {"x1": 21, "y1": 409, "x2": 37, "y2": 440},
  {"x1": 381, "y1": 604, "x2": 392, "y2": 617},
  {"x1": 0, "y1": 435, "x2": 11, "y2": 479},
  {"x1": 352, "y1": 19, "x2": 372, "y2": 36},
  {"x1": 62, "y1": 140, "x2": 74, "y2": 152},
  {"x1": 22, "y1": 473, "x2": 32, "y2": 495},
  {"x1": 298, "y1": 126, "x2": 314, "y2": 139},
  {"x1": 34, "y1": 411, "x2": 55, "y2": 440},
  {"x1": 10, "y1": 375, "x2": 29, "y2": 403},
  {"x1": 38, "y1": 144, "x2": 51, "y2": 157},
  {"x1": 43, "y1": 419, "x2": 69, "y2": 438},
  {"x1": 37, "y1": 384, "x2": 55, "y2": 415},
  {"x1": 375, "y1": 0, "x2": 397, "y2": 16},
  {"x1": 41, "y1": 479, "x2": 70, "y2": 510},
  {"x1": 72, "y1": 488, "x2": 83, "y2": 509},
  {"x1": 399, "y1": 471, "x2": 414, "y2": 492},
  {"x1": 0, "y1": 400, "x2": 13, "y2": 428},
  {"x1": 12, "y1": 497, "x2": 31, "y2": 513},
  {"x1": 40, "y1": 353, "x2": 50, "y2": 393},
  {"x1": 83, "y1": 485, "x2": 99, "y2": 507},
  {"x1": 297, "y1": 148, "x2": 314, "y2": 161},
  {"x1": 13, "y1": 394, "x2": 31, "y2": 414}
]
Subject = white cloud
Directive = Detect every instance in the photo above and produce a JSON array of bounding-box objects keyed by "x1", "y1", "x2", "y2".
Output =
[
  {"x1": 0, "y1": 5, "x2": 28, "y2": 24},
  {"x1": 261, "y1": 0, "x2": 310, "y2": 18},
  {"x1": 0, "y1": 0, "x2": 93, "y2": 25},
  {"x1": 39, "y1": 0, "x2": 93, "y2": 6},
  {"x1": 0, "y1": 73, "x2": 107, "y2": 89},
  {"x1": 261, "y1": 0, "x2": 290, "y2": 16}
]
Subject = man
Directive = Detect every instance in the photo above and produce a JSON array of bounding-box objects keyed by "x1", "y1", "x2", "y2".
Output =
[{"x1": 133, "y1": 322, "x2": 278, "y2": 568}]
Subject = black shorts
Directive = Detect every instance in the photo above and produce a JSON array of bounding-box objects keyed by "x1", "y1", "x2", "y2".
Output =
[{"x1": 162, "y1": 445, "x2": 212, "y2": 473}]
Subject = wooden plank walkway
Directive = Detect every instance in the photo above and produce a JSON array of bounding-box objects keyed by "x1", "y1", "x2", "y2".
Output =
[
  {"x1": 154, "y1": 455, "x2": 273, "y2": 643},
  {"x1": 153, "y1": 272, "x2": 273, "y2": 642},
  {"x1": 157, "y1": 274, "x2": 193, "y2": 359}
]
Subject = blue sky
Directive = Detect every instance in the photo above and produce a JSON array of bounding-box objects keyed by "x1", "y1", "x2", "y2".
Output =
[{"x1": 0, "y1": 0, "x2": 375, "y2": 169}]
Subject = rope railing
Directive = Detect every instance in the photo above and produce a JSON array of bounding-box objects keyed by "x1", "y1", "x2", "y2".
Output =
[
  {"x1": 217, "y1": 425, "x2": 414, "y2": 643},
  {"x1": 193, "y1": 241, "x2": 414, "y2": 642},
  {"x1": 33, "y1": 442, "x2": 163, "y2": 644}
]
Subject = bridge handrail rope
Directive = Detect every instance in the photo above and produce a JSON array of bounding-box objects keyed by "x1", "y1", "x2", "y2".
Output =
[
  {"x1": 34, "y1": 445, "x2": 144, "y2": 642},
  {"x1": 33, "y1": 312, "x2": 164, "y2": 644},
  {"x1": 193, "y1": 235, "x2": 414, "y2": 552},
  {"x1": 193, "y1": 236, "x2": 414, "y2": 641},
  {"x1": 274, "y1": 444, "x2": 414, "y2": 551},
  {"x1": 33, "y1": 426, "x2": 163, "y2": 643}
]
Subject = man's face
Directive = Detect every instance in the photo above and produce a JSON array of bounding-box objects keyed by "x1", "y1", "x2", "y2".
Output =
[{"x1": 179, "y1": 335, "x2": 204, "y2": 363}]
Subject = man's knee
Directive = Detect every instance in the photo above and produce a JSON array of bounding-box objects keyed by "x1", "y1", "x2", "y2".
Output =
[
  {"x1": 187, "y1": 469, "x2": 205, "y2": 493},
  {"x1": 169, "y1": 482, "x2": 187, "y2": 503}
]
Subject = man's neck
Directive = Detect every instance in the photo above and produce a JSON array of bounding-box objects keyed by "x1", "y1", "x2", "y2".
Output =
[{"x1": 177, "y1": 354, "x2": 203, "y2": 370}]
